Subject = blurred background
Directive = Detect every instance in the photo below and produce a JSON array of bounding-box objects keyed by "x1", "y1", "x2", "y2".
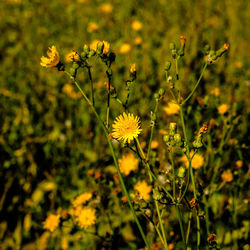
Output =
[{"x1": 0, "y1": 0, "x2": 249, "y2": 249}]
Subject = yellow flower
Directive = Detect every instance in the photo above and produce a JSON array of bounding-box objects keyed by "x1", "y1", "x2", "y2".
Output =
[
  {"x1": 62, "y1": 83, "x2": 81, "y2": 99},
  {"x1": 65, "y1": 50, "x2": 80, "y2": 62},
  {"x1": 151, "y1": 140, "x2": 159, "y2": 149},
  {"x1": 211, "y1": 88, "x2": 220, "y2": 97},
  {"x1": 75, "y1": 207, "x2": 96, "y2": 229},
  {"x1": 118, "y1": 152, "x2": 139, "y2": 176},
  {"x1": 134, "y1": 180, "x2": 152, "y2": 200},
  {"x1": 221, "y1": 170, "x2": 233, "y2": 182},
  {"x1": 181, "y1": 151, "x2": 204, "y2": 169},
  {"x1": 163, "y1": 102, "x2": 180, "y2": 115},
  {"x1": 40, "y1": 46, "x2": 60, "y2": 68},
  {"x1": 72, "y1": 192, "x2": 92, "y2": 207},
  {"x1": 90, "y1": 40, "x2": 100, "y2": 51},
  {"x1": 132, "y1": 20, "x2": 143, "y2": 31},
  {"x1": 236, "y1": 160, "x2": 243, "y2": 168},
  {"x1": 102, "y1": 40, "x2": 110, "y2": 55},
  {"x1": 43, "y1": 214, "x2": 60, "y2": 232},
  {"x1": 218, "y1": 104, "x2": 229, "y2": 115},
  {"x1": 87, "y1": 22, "x2": 99, "y2": 33},
  {"x1": 134, "y1": 37, "x2": 142, "y2": 45},
  {"x1": 100, "y1": 3, "x2": 113, "y2": 13},
  {"x1": 112, "y1": 112, "x2": 142, "y2": 144},
  {"x1": 130, "y1": 63, "x2": 136, "y2": 74},
  {"x1": 120, "y1": 43, "x2": 131, "y2": 54}
]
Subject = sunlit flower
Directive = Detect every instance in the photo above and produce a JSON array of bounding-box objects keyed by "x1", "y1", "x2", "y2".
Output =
[
  {"x1": 151, "y1": 140, "x2": 159, "y2": 149},
  {"x1": 236, "y1": 160, "x2": 243, "y2": 168},
  {"x1": 62, "y1": 83, "x2": 81, "y2": 99},
  {"x1": 75, "y1": 207, "x2": 96, "y2": 229},
  {"x1": 210, "y1": 88, "x2": 220, "y2": 97},
  {"x1": 120, "y1": 43, "x2": 131, "y2": 54},
  {"x1": 112, "y1": 112, "x2": 142, "y2": 143},
  {"x1": 221, "y1": 170, "x2": 233, "y2": 182},
  {"x1": 102, "y1": 40, "x2": 110, "y2": 55},
  {"x1": 43, "y1": 214, "x2": 60, "y2": 232},
  {"x1": 163, "y1": 102, "x2": 180, "y2": 115},
  {"x1": 40, "y1": 46, "x2": 60, "y2": 68},
  {"x1": 100, "y1": 3, "x2": 113, "y2": 13},
  {"x1": 72, "y1": 192, "x2": 92, "y2": 207},
  {"x1": 181, "y1": 151, "x2": 204, "y2": 169},
  {"x1": 134, "y1": 180, "x2": 152, "y2": 200},
  {"x1": 118, "y1": 152, "x2": 139, "y2": 175},
  {"x1": 87, "y1": 22, "x2": 99, "y2": 33},
  {"x1": 65, "y1": 50, "x2": 80, "y2": 62},
  {"x1": 90, "y1": 40, "x2": 100, "y2": 51},
  {"x1": 218, "y1": 104, "x2": 229, "y2": 115},
  {"x1": 132, "y1": 20, "x2": 143, "y2": 31}
]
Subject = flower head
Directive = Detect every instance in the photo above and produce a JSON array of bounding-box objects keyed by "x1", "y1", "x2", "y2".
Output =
[
  {"x1": 72, "y1": 192, "x2": 92, "y2": 207},
  {"x1": 118, "y1": 152, "x2": 139, "y2": 176},
  {"x1": 112, "y1": 112, "x2": 142, "y2": 144},
  {"x1": 65, "y1": 50, "x2": 80, "y2": 62},
  {"x1": 102, "y1": 40, "x2": 110, "y2": 55},
  {"x1": 40, "y1": 46, "x2": 60, "y2": 68},
  {"x1": 221, "y1": 170, "x2": 233, "y2": 182},
  {"x1": 132, "y1": 20, "x2": 143, "y2": 31},
  {"x1": 75, "y1": 207, "x2": 96, "y2": 229},
  {"x1": 130, "y1": 63, "x2": 136, "y2": 74},
  {"x1": 163, "y1": 102, "x2": 180, "y2": 115},
  {"x1": 43, "y1": 214, "x2": 60, "y2": 232},
  {"x1": 181, "y1": 151, "x2": 204, "y2": 169},
  {"x1": 218, "y1": 104, "x2": 229, "y2": 115},
  {"x1": 120, "y1": 43, "x2": 131, "y2": 54},
  {"x1": 134, "y1": 180, "x2": 152, "y2": 200}
]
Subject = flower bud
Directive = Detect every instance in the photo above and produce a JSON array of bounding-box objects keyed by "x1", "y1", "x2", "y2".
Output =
[
  {"x1": 164, "y1": 61, "x2": 171, "y2": 71},
  {"x1": 163, "y1": 134, "x2": 170, "y2": 142},
  {"x1": 174, "y1": 133, "x2": 181, "y2": 143},
  {"x1": 193, "y1": 135, "x2": 203, "y2": 148},
  {"x1": 158, "y1": 88, "x2": 165, "y2": 97},
  {"x1": 154, "y1": 93, "x2": 160, "y2": 99},
  {"x1": 177, "y1": 166, "x2": 186, "y2": 178},
  {"x1": 153, "y1": 189, "x2": 163, "y2": 201},
  {"x1": 96, "y1": 41, "x2": 104, "y2": 55},
  {"x1": 80, "y1": 51, "x2": 88, "y2": 58},
  {"x1": 83, "y1": 44, "x2": 90, "y2": 53},
  {"x1": 88, "y1": 49, "x2": 96, "y2": 57},
  {"x1": 169, "y1": 43, "x2": 176, "y2": 50},
  {"x1": 69, "y1": 67, "x2": 76, "y2": 77},
  {"x1": 130, "y1": 63, "x2": 136, "y2": 74},
  {"x1": 169, "y1": 122, "x2": 177, "y2": 136}
]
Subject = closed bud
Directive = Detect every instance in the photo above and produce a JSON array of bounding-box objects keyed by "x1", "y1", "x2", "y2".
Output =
[
  {"x1": 83, "y1": 44, "x2": 90, "y2": 53},
  {"x1": 169, "y1": 122, "x2": 177, "y2": 135},
  {"x1": 96, "y1": 41, "x2": 104, "y2": 55},
  {"x1": 158, "y1": 88, "x2": 165, "y2": 97},
  {"x1": 89, "y1": 49, "x2": 96, "y2": 57},
  {"x1": 72, "y1": 62, "x2": 79, "y2": 70},
  {"x1": 164, "y1": 61, "x2": 171, "y2": 71},
  {"x1": 70, "y1": 67, "x2": 76, "y2": 77},
  {"x1": 177, "y1": 166, "x2": 186, "y2": 178},
  {"x1": 153, "y1": 189, "x2": 163, "y2": 201},
  {"x1": 154, "y1": 93, "x2": 160, "y2": 99},
  {"x1": 174, "y1": 133, "x2": 181, "y2": 143},
  {"x1": 80, "y1": 51, "x2": 88, "y2": 58},
  {"x1": 193, "y1": 135, "x2": 203, "y2": 148},
  {"x1": 163, "y1": 134, "x2": 170, "y2": 142},
  {"x1": 169, "y1": 43, "x2": 176, "y2": 50}
]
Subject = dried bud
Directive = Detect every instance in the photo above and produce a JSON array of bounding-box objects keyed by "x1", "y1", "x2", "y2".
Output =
[
  {"x1": 199, "y1": 123, "x2": 208, "y2": 134},
  {"x1": 190, "y1": 198, "x2": 198, "y2": 209},
  {"x1": 207, "y1": 234, "x2": 217, "y2": 247}
]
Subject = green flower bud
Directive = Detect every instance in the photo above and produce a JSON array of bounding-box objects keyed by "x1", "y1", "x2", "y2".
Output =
[
  {"x1": 174, "y1": 133, "x2": 182, "y2": 143},
  {"x1": 83, "y1": 44, "x2": 90, "y2": 53},
  {"x1": 80, "y1": 51, "x2": 87, "y2": 58},
  {"x1": 154, "y1": 93, "x2": 160, "y2": 99},
  {"x1": 163, "y1": 134, "x2": 170, "y2": 142},
  {"x1": 96, "y1": 41, "x2": 104, "y2": 55},
  {"x1": 88, "y1": 49, "x2": 96, "y2": 57},
  {"x1": 193, "y1": 135, "x2": 203, "y2": 148},
  {"x1": 177, "y1": 166, "x2": 186, "y2": 178},
  {"x1": 169, "y1": 122, "x2": 177, "y2": 136},
  {"x1": 169, "y1": 43, "x2": 176, "y2": 50},
  {"x1": 153, "y1": 189, "x2": 163, "y2": 201},
  {"x1": 158, "y1": 88, "x2": 165, "y2": 97},
  {"x1": 69, "y1": 67, "x2": 76, "y2": 77},
  {"x1": 164, "y1": 61, "x2": 171, "y2": 71},
  {"x1": 72, "y1": 62, "x2": 79, "y2": 69}
]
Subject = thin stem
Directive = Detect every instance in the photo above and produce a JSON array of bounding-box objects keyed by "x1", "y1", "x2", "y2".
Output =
[
  {"x1": 181, "y1": 63, "x2": 207, "y2": 106},
  {"x1": 106, "y1": 67, "x2": 112, "y2": 128},
  {"x1": 186, "y1": 211, "x2": 192, "y2": 245},
  {"x1": 170, "y1": 152, "x2": 176, "y2": 200},
  {"x1": 147, "y1": 100, "x2": 159, "y2": 161},
  {"x1": 135, "y1": 138, "x2": 175, "y2": 203},
  {"x1": 176, "y1": 206, "x2": 187, "y2": 249},
  {"x1": 87, "y1": 66, "x2": 95, "y2": 106},
  {"x1": 64, "y1": 72, "x2": 151, "y2": 249}
]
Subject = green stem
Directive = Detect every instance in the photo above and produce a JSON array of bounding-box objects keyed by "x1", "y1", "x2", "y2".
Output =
[
  {"x1": 87, "y1": 66, "x2": 95, "y2": 106},
  {"x1": 176, "y1": 206, "x2": 187, "y2": 249},
  {"x1": 135, "y1": 138, "x2": 169, "y2": 249},
  {"x1": 181, "y1": 63, "x2": 207, "y2": 106},
  {"x1": 170, "y1": 152, "x2": 176, "y2": 200},
  {"x1": 186, "y1": 211, "x2": 192, "y2": 245},
  {"x1": 135, "y1": 138, "x2": 175, "y2": 203},
  {"x1": 64, "y1": 71, "x2": 151, "y2": 249},
  {"x1": 106, "y1": 67, "x2": 112, "y2": 128}
]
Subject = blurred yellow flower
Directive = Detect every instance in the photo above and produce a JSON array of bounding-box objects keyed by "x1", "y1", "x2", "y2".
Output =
[
  {"x1": 90, "y1": 40, "x2": 100, "y2": 51},
  {"x1": 40, "y1": 46, "x2": 60, "y2": 68},
  {"x1": 130, "y1": 63, "x2": 136, "y2": 74},
  {"x1": 72, "y1": 192, "x2": 92, "y2": 207},
  {"x1": 65, "y1": 50, "x2": 80, "y2": 62},
  {"x1": 134, "y1": 180, "x2": 152, "y2": 200},
  {"x1": 236, "y1": 160, "x2": 243, "y2": 168},
  {"x1": 75, "y1": 207, "x2": 96, "y2": 229},
  {"x1": 218, "y1": 104, "x2": 229, "y2": 115},
  {"x1": 87, "y1": 22, "x2": 99, "y2": 33},
  {"x1": 62, "y1": 83, "x2": 81, "y2": 99},
  {"x1": 134, "y1": 37, "x2": 142, "y2": 45},
  {"x1": 43, "y1": 214, "x2": 60, "y2": 232},
  {"x1": 61, "y1": 236, "x2": 69, "y2": 250},
  {"x1": 132, "y1": 20, "x2": 143, "y2": 31},
  {"x1": 181, "y1": 151, "x2": 204, "y2": 169},
  {"x1": 163, "y1": 102, "x2": 180, "y2": 115},
  {"x1": 118, "y1": 152, "x2": 139, "y2": 175},
  {"x1": 151, "y1": 140, "x2": 159, "y2": 149},
  {"x1": 120, "y1": 43, "x2": 131, "y2": 54},
  {"x1": 211, "y1": 88, "x2": 220, "y2": 97},
  {"x1": 221, "y1": 170, "x2": 233, "y2": 182},
  {"x1": 112, "y1": 112, "x2": 142, "y2": 144},
  {"x1": 100, "y1": 3, "x2": 113, "y2": 13}
]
